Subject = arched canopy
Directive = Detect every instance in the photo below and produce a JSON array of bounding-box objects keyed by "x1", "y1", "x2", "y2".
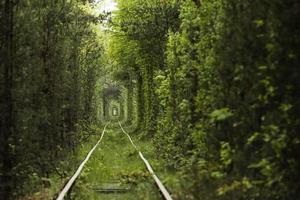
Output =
[
  {"x1": 102, "y1": 85, "x2": 122, "y2": 100},
  {"x1": 102, "y1": 85, "x2": 125, "y2": 120}
]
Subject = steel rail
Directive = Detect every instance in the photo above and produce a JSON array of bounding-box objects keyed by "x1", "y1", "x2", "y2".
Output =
[
  {"x1": 118, "y1": 121, "x2": 173, "y2": 200},
  {"x1": 56, "y1": 123, "x2": 110, "y2": 200}
]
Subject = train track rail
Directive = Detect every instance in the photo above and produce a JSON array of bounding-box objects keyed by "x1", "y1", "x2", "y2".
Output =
[
  {"x1": 56, "y1": 123, "x2": 109, "y2": 200},
  {"x1": 55, "y1": 122, "x2": 172, "y2": 200},
  {"x1": 118, "y1": 121, "x2": 173, "y2": 200}
]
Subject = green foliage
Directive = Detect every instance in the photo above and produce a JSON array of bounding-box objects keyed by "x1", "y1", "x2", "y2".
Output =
[
  {"x1": 210, "y1": 108, "x2": 233, "y2": 122},
  {"x1": 109, "y1": 0, "x2": 180, "y2": 134},
  {"x1": 0, "y1": 0, "x2": 104, "y2": 198},
  {"x1": 107, "y1": 0, "x2": 300, "y2": 199},
  {"x1": 1, "y1": 0, "x2": 300, "y2": 199}
]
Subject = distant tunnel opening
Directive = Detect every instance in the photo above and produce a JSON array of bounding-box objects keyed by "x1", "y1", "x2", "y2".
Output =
[{"x1": 102, "y1": 85, "x2": 124, "y2": 122}]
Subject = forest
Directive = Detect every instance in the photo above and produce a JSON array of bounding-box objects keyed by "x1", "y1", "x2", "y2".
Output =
[{"x1": 0, "y1": 0, "x2": 300, "y2": 199}]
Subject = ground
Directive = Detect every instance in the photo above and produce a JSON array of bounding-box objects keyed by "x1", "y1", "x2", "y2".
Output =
[{"x1": 69, "y1": 125, "x2": 163, "y2": 200}]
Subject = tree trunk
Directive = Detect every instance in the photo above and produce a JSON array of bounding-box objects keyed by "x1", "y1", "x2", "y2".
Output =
[
  {"x1": 126, "y1": 81, "x2": 133, "y2": 124},
  {"x1": 136, "y1": 74, "x2": 144, "y2": 130},
  {"x1": 0, "y1": 0, "x2": 14, "y2": 198}
]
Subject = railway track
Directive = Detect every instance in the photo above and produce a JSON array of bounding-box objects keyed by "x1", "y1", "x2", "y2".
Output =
[{"x1": 55, "y1": 122, "x2": 172, "y2": 200}]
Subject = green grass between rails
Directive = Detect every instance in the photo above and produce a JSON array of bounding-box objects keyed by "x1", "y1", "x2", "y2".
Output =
[{"x1": 69, "y1": 126, "x2": 162, "y2": 200}]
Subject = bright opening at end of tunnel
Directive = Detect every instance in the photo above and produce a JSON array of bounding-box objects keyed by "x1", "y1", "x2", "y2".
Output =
[{"x1": 94, "y1": 0, "x2": 118, "y2": 13}]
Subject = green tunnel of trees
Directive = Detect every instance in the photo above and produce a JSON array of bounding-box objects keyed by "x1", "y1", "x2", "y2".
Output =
[
  {"x1": 102, "y1": 85, "x2": 125, "y2": 121},
  {"x1": 1, "y1": 0, "x2": 300, "y2": 199}
]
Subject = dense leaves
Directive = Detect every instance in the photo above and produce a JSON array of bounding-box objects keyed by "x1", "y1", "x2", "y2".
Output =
[
  {"x1": 109, "y1": 0, "x2": 300, "y2": 199},
  {"x1": 0, "y1": 0, "x2": 103, "y2": 198},
  {"x1": 1, "y1": 0, "x2": 300, "y2": 199}
]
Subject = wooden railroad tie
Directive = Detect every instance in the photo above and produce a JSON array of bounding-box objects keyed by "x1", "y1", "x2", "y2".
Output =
[{"x1": 90, "y1": 181, "x2": 131, "y2": 193}]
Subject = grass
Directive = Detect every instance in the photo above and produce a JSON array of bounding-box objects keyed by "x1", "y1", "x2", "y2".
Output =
[
  {"x1": 69, "y1": 125, "x2": 162, "y2": 200},
  {"x1": 22, "y1": 123, "x2": 179, "y2": 200}
]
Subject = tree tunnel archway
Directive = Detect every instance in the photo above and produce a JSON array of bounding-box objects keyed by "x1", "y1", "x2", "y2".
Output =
[{"x1": 102, "y1": 85, "x2": 125, "y2": 121}]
